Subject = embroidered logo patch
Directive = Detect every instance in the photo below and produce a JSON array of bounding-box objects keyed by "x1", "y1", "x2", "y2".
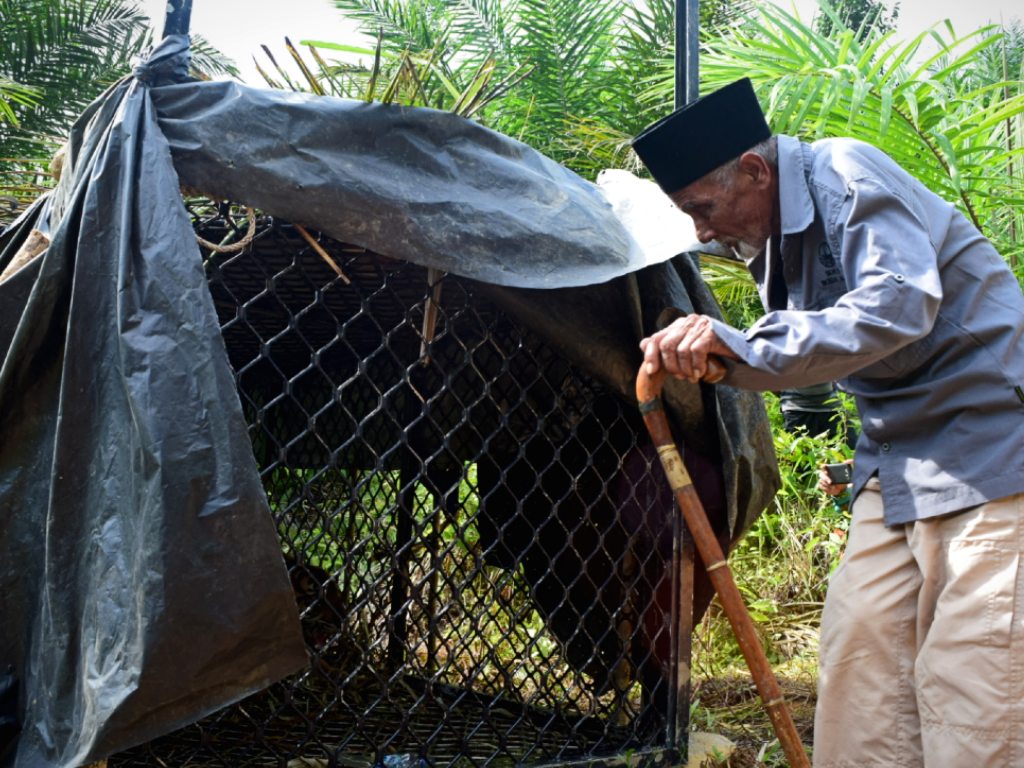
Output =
[{"x1": 817, "y1": 241, "x2": 836, "y2": 268}]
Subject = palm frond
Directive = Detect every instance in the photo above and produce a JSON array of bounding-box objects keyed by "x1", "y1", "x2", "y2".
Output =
[
  {"x1": 0, "y1": 0, "x2": 151, "y2": 157},
  {"x1": 258, "y1": 44, "x2": 303, "y2": 92},
  {"x1": 494, "y1": 0, "x2": 622, "y2": 159},
  {"x1": 330, "y1": 0, "x2": 452, "y2": 57},
  {"x1": 0, "y1": 81, "x2": 40, "y2": 125},
  {"x1": 699, "y1": 254, "x2": 763, "y2": 327},
  {"x1": 445, "y1": 0, "x2": 515, "y2": 63},
  {"x1": 189, "y1": 34, "x2": 241, "y2": 81},
  {"x1": 700, "y1": 2, "x2": 1024, "y2": 237},
  {"x1": 286, "y1": 37, "x2": 329, "y2": 95}
]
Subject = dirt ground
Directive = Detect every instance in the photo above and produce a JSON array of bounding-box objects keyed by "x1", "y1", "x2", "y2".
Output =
[{"x1": 692, "y1": 676, "x2": 816, "y2": 766}]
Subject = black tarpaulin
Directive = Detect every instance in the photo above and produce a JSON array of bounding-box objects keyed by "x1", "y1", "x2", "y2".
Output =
[
  {"x1": 147, "y1": 66, "x2": 664, "y2": 289},
  {"x1": 0, "y1": 35, "x2": 779, "y2": 767},
  {"x1": 0, "y1": 38, "x2": 307, "y2": 768}
]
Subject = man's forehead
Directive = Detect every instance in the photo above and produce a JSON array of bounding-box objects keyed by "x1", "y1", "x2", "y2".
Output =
[{"x1": 669, "y1": 181, "x2": 718, "y2": 208}]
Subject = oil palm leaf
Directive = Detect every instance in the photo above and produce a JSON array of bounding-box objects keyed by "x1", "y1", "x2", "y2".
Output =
[
  {"x1": 441, "y1": 0, "x2": 517, "y2": 67},
  {"x1": 561, "y1": 0, "x2": 754, "y2": 175},
  {"x1": 493, "y1": 0, "x2": 622, "y2": 161},
  {"x1": 259, "y1": 36, "x2": 526, "y2": 118},
  {"x1": 0, "y1": 81, "x2": 39, "y2": 126},
  {"x1": 329, "y1": 0, "x2": 454, "y2": 61},
  {"x1": 188, "y1": 35, "x2": 242, "y2": 81},
  {"x1": 700, "y1": 3, "x2": 1024, "y2": 239},
  {"x1": 699, "y1": 253, "x2": 763, "y2": 328},
  {"x1": 0, "y1": 0, "x2": 150, "y2": 155}
]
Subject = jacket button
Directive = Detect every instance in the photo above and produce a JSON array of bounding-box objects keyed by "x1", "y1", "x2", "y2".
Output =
[
  {"x1": 881, "y1": 442, "x2": 891, "y2": 452},
  {"x1": 893, "y1": 274, "x2": 905, "y2": 283}
]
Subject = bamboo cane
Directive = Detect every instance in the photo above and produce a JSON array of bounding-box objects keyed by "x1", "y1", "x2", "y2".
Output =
[{"x1": 636, "y1": 366, "x2": 810, "y2": 768}]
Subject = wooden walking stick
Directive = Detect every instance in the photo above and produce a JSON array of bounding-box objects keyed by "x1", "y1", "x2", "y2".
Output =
[{"x1": 636, "y1": 366, "x2": 811, "y2": 768}]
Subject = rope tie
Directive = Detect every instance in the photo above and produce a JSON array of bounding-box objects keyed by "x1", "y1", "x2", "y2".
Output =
[{"x1": 196, "y1": 207, "x2": 257, "y2": 254}]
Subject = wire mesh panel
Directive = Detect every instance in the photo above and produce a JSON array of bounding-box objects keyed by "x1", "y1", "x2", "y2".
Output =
[{"x1": 111, "y1": 203, "x2": 690, "y2": 768}]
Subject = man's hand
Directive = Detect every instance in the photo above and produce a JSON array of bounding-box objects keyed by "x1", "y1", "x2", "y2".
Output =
[{"x1": 639, "y1": 314, "x2": 738, "y2": 383}]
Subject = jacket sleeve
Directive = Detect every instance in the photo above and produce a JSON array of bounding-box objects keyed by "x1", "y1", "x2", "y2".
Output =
[{"x1": 711, "y1": 177, "x2": 945, "y2": 391}]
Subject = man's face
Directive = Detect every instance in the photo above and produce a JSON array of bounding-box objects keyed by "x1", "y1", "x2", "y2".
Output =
[{"x1": 668, "y1": 154, "x2": 776, "y2": 259}]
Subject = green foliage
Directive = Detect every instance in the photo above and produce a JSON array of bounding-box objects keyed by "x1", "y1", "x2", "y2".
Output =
[
  {"x1": 260, "y1": 34, "x2": 528, "y2": 121},
  {"x1": 814, "y1": 0, "x2": 898, "y2": 40},
  {"x1": 0, "y1": 0, "x2": 151, "y2": 158},
  {"x1": 0, "y1": 0, "x2": 236, "y2": 223},
  {"x1": 946, "y1": 21, "x2": 1024, "y2": 277},
  {"x1": 295, "y1": 0, "x2": 526, "y2": 110},
  {"x1": 268, "y1": 463, "x2": 482, "y2": 574},
  {"x1": 697, "y1": 3, "x2": 1024, "y2": 260},
  {"x1": 0, "y1": 79, "x2": 39, "y2": 126},
  {"x1": 267, "y1": 462, "x2": 623, "y2": 712},
  {"x1": 496, "y1": 0, "x2": 622, "y2": 152},
  {"x1": 698, "y1": 253, "x2": 763, "y2": 328},
  {"x1": 275, "y1": 0, "x2": 743, "y2": 173}
]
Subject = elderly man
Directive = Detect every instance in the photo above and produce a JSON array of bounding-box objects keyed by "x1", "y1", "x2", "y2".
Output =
[{"x1": 634, "y1": 77, "x2": 1024, "y2": 767}]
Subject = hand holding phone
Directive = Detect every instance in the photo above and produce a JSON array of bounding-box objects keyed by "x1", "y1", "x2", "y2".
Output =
[{"x1": 823, "y1": 462, "x2": 853, "y2": 485}]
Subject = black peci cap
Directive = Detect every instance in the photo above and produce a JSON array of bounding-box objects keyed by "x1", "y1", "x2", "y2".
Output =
[{"x1": 631, "y1": 78, "x2": 771, "y2": 194}]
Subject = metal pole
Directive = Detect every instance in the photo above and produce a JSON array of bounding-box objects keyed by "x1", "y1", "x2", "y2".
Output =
[
  {"x1": 669, "y1": 4, "x2": 700, "y2": 750},
  {"x1": 162, "y1": 0, "x2": 194, "y2": 38},
  {"x1": 667, "y1": 483, "x2": 695, "y2": 755},
  {"x1": 674, "y1": 0, "x2": 700, "y2": 108}
]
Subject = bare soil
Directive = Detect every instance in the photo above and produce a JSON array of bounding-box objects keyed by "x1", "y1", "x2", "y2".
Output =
[{"x1": 692, "y1": 676, "x2": 816, "y2": 766}]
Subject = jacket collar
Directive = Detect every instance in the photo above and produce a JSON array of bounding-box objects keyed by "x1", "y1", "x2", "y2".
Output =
[{"x1": 777, "y1": 135, "x2": 815, "y2": 236}]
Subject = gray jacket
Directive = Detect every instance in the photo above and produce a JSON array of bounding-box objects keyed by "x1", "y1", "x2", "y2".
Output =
[{"x1": 712, "y1": 135, "x2": 1024, "y2": 524}]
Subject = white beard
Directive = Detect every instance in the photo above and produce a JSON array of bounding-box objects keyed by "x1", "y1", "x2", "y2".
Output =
[{"x1": 733, "y1": 238, "x2": 766, "y2": 264}]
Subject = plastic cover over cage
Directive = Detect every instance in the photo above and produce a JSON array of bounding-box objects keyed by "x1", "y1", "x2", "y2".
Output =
[{"x1": 0, "y1": 35, "x2": 778, "y2": 768}]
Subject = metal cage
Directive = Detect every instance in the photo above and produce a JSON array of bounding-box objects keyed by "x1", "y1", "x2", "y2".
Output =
[{"x1": 110, "y1": 201, "x2": 691, "y2": 768}]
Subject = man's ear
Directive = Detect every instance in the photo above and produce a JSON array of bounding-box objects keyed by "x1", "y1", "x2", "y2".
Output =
[{"x1": 737, "y1": 151, "x2": 772, "y2": 188}]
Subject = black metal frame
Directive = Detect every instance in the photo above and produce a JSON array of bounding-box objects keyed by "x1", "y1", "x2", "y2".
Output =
[
  {"x1": 162, "y1": 0, "x2": 193, "y2": 38},
  {"x1": 674, "y1": 0, "x2": 700, "y2": 108}
]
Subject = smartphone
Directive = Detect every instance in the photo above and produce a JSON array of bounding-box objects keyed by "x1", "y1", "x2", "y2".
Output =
[{"x1": 824, "y1": 462, "x2": 853, "y2": 485}]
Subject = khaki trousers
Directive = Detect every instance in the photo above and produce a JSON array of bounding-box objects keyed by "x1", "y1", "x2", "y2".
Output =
[{"x1": 813, "y1": 478, "x2": 1024, "y2": 767}]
